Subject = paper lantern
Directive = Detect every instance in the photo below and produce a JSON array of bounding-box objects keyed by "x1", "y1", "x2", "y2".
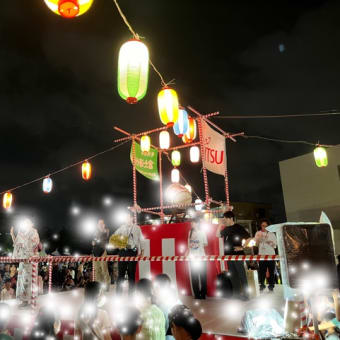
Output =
[
  {"x1": 118, "y1": 39, "x2": 149, "y2": 104},
  {"x1": 3, "y1": 192, "x2": 12, "y2": 210},
  {"x1": 44, "y1": 0, "x2": 93, "y2": 18},
  {"x1": 158, "y1": 87, "x2": 179, "y2": 127},
  {"x1": 140, "y1": 135, "x2": 151, "y2": 153},
  {"x1": 166, "y1": 183, "x2": 192, "y2": 205},
  {"x1": 314, "y1": 146, "x2": 328, "y2": 167},
  {"x1": 171, "y1": 151, "x2": 181, "y2": 167},
  {"x1": 182, "y1": 117, "x2": 197, "y2": 143},
  {"x1": 190, "y1": 146, "x2": 200, "y2": 163},
  {"x1": 159, "y1": 131, "x2": 170, "y2": 149},
  {"x1": 173, "y1": 107, "x2": 189, "y2": 138},
  {"x1": 195, "y1": 199, "x2": 204, "y2": 211},
  {"x1": 171, "y1": 168, "x2": 180, "y2": 183},
  {"x1": 43, "y1": 177, "x2": 53, "y2": 194},
  {"x1": 82, "y1": 161, "x2": 92, "y2": 180}
]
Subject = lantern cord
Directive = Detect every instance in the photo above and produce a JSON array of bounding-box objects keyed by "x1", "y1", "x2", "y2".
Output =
[
  {"x1": 112, "y1": 0, "x2": 138, "y2": 39},
  {"x1": 0, "y1": 140, "x2": 129, "y2": 195},
  {"x1": 112, "y1": 0, "x2": 169, "y2": 87},
  {"x1": 242, "y1": 135, "x2": 335, "y2": 148},
  {"x1": 214, "y1": 111, "x2": 340, "y2": 119},
  {"x1": 149, "y1": 59, "x2": 167, "y2": 87}
]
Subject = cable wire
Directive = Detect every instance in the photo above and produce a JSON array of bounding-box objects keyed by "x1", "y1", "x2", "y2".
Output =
[
  {"x1": 0, "y1": 140, "x2": 130, "y2": 195},
  {"x1": 214, "y1": 111, "x2": 340, "y2": 119},
  {"x1": 242, "y1": 135, "x2": 336, "y2": 148}
]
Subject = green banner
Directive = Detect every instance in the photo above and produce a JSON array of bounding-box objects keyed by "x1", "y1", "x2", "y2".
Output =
[{"x1": 130, "y1": 141, "x2": 159, "y2": 180}]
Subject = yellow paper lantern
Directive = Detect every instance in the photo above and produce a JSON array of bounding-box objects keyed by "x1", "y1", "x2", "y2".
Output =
[
  {"x1": 159, "y1": 131, "x2": 170, "y2": 149},
  {"x1": 314, "y1": 146, "x2": 328, "y2": 167},
  {"x1": 171, "y1": 151, "x2": 181, "y2": 167},
  {"x1": 190, "y1": 146, "x2": 200, "y2": 163},
  {"x1": 140, "y1": 135, "x2": 151, "y2": 153},
  {"x1": 44, "y1": 0, "x2": 93, "y2": 18},
  {"x1": 182, "y1": 117, "x2": 197, "y2": 143},
  {"x1": 118, "y1": 39, "x2": 149, "y2": 104},
  {"x1": 82, "y1": 160, "x2": 92, "y2": 180},
  {"x1": 158, "y1": 87, "x2": 179, "y2": 127},
  {"x1": 171, "y1": 168, "x2": 180, "y2": 183},
  {"x1": 3, "y1": 192, "x2": 12, "y2": 210}
]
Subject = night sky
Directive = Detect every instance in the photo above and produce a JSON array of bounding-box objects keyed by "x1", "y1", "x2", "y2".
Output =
[{"x1": 0, "y1": 0, "x2": 339, "y2": 252}]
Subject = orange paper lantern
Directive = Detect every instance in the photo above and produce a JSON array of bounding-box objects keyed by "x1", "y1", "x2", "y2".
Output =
[
  {"x1": 82, "y1": 161, "x2": 92, "y2": 180},
  {"x1": 182, "y1": 117, "x2": 197, "y2": 143},
  {"x1": 3, "y1": 192, "x2": 12, "y2": 210}
]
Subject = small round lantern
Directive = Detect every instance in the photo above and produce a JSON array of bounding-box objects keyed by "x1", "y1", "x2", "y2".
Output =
[
  {"x1": 190, "y1": 146, "x2": 200, "y2": 163},
  {"x1": 3, "y1": 192, "x2": 12, "y2": 210},
  {"x1": 171, "y1": 151, "x2": 181, "y2": 167},
  {"x1": 118, "y1": 39, "x2": 149, "y2": 104},
  {"x1": 44, "y1": 0, "x2": 93, "y2": 18},
  {"x1": 314, "y1": 146, "x2": 328, "y2": 167},
  {"x1": 43, "y1": 177, "x2": 53, "y2": 194},
  {"x1": 173, "y1": 107, "x2": 189, "y2": 138},
  {"x1": 171, "y1": 168, "x2": 180, "y2": 183},
  {"x1": 140, "y1": 135, "x2": 151, "y2": 154},
  {"x1": 82, "y1": 160, "x2": 92, "y2": 180},
  {"x1": 158, "y1": 87, "x2": 179, "y2": 127},
  {"x1": 159, "y1": 131, "x2": 170, "y2": 149}
]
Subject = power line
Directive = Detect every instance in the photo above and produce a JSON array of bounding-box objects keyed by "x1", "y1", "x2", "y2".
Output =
[
  {"x1": 214, "y1": 111, "x2": 340, "y2": 119},
  {"x1": 242, "y1": 135, "x2": 336, "y2": 148},
  {"x1": 0, "y1": 140, "x2": 129, "y2": 195}
]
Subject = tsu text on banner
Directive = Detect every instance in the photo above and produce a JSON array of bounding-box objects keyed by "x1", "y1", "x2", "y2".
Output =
[{"x1": 202, "y1": 121, "x2": 226, "y2": 176}]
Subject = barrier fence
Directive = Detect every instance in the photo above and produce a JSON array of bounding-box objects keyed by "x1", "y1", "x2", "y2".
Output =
[
  {"x1": 0, "y1": 254, "x2": 310, "y2": 333},
  {"x1": 1, "y1": 254, "x2": 281, "y2": 310}
]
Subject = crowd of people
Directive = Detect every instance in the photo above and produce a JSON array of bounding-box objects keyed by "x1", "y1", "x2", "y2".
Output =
[{"x1": 0, "y1": 273, "x2": 203, "y2": 340}]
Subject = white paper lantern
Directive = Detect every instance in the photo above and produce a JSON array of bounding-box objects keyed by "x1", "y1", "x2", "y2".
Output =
[
  {"x1": 171, "y1": 168, "x2": 180, "y2": 183},
  {"x1": 190, "y1": 146, "x2": 200, "y2": 163},
  {"x1": 159, "y1": 131, "x2": 170, "y2": 149}
]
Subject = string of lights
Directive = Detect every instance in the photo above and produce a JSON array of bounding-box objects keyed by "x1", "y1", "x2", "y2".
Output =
[
  {"x1": 0, "y1": 140, "x2": 129, "y2": 196},
  {"x1": 214, "y1": 111, "x2": 340, "y2": 119}
]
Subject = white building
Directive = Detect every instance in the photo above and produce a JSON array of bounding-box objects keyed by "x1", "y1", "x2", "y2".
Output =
[{"x1": 279, "y1": 146, "x2": 340, "y2": 252}]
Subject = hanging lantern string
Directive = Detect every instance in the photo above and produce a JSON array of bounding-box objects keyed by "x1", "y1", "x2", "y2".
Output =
[
  {"x1": 0, "y1": 140, "x2": 129, "y2": 196},
  {"x1": 214, "y1": 110, "x2": 340, "y2": 119},
  {"x1": 112, "y1": 0, "x2": 168, "y2": 87},
  {"x1": 242, "y1": 135, "x2": 336, "y2": 148}
]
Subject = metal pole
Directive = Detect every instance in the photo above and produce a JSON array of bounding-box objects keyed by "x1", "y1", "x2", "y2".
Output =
[
  {"x1": 197, "y1": 117, "x2": 210, "y2": 207},
  {"x1": 159, "y1": 151, "x2": 164, "y2": 224}
]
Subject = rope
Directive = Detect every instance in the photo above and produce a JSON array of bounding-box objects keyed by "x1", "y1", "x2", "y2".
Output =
[
  {"x1": 26, "y1": 254, "x2": 281, "y2": 263},
  {"x1": 0, "y1": 140, "x2": 129, "y2": 195},
  {"x1": 112, "y1": 0, "x2": 168, "y2": 87},
  {"x1": 112, "y1": 0, "x2": 138, "y2": 38},
  {"x1": 214, "y1": 111, "x2": 340, "y2": 119}
]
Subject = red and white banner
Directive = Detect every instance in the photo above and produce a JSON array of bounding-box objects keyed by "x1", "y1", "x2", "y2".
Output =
[{"x1": 202, "y1": 121, "x2": 226, "y2": 176}]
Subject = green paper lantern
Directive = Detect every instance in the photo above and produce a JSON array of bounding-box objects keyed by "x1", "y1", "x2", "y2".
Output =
[{"x1": 118, "y1": 39, "x2": 149, "y2": 104}]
